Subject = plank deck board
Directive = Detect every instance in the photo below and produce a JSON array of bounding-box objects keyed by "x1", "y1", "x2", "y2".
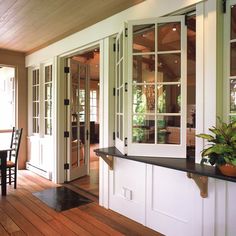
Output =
[{"x1": 0, "y1": 170, "x2": 162, "y2": 236}]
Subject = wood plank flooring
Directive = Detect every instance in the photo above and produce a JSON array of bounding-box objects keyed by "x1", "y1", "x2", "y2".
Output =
[
  {"x1": 0, "y1": 170, "x2": 163, "y2": 236},
  {"x1": 71, "y1": 144, "x2": 99, "y2": 197}
]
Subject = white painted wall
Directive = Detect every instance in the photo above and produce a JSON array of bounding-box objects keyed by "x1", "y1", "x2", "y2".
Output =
[{"x1": 25, "y1": 0, "x2": 236, "y2": 235}]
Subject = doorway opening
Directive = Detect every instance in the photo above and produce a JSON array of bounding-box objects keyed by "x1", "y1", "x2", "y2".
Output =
[
  {"x1": 66, "y1": 47, "x2": 100, "y2": 198},
  {"x1": 0, "y1": 66, "x2": 15, "y2": 148}
]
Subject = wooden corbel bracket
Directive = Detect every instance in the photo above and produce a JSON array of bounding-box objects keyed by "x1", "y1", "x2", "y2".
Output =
[
  {"x1": 97, "y1": 153, "x2": 114, "y2": 170},
  {"x1": 187, "y1": 173, "x2": 208, "y2": 198}
]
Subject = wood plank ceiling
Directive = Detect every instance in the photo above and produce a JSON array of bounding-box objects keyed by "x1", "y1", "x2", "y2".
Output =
[{"x1": 0, "y1": 0, "x2": 144, "y2": 54}]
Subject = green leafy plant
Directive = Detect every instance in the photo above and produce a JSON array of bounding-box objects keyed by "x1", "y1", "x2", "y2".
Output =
[{"x1": 196, "y1": 117, "x2": 236, "y2": 166}]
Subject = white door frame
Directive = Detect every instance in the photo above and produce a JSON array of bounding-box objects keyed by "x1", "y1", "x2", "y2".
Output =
[{"x1": 54, "y1": 39, "x2": 112, "y2": 208}]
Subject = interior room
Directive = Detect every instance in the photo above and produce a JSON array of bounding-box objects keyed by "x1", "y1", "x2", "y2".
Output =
[
  {"x1": 0, "y1": 1, "x2": 236, "y2": 236},
  {"x1": 69, "y1": 48, "x2": 100, "y2": 197}
]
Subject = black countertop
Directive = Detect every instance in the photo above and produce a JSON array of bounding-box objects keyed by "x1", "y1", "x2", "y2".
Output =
[{"x1": 94, "y1": 146, "x2": 236, "y2": 183}]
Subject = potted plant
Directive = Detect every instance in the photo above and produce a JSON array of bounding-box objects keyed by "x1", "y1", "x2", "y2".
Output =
[{"x1": 197, "y1": 118, "x2": 236, "y2": 177}]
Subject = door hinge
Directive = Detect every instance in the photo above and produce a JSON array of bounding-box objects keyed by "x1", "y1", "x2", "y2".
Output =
[
  {"x1": 113, "y1": 43, "x2": 116, "y2": 52},
  {"x1": 64, "y1": 66, "x2": 70, "y2": 74},
  {"x1": 113, "y1": 88, "x2": 116, "y2": 96},
  {"x1": 64, "y1": 163, "x2": 69, "y2": 170},
  {"x1": 125, "y1": 82, "x2": 128, "y2": 92},
  {"x1": 64, "y1": 99, "x2": 69, "y2": 105},
  {"x1": 125, "y1": 28, "x2": 128, "y2": 37},
  {"x1": 64, "y1": 131, "x2": 69, "y2": 138},
  {"x1": 222, "y1": 0, "x2": 226, "y2": 13},
  {"x1": 113, "y1": 132, "x2": 115, "y2": 140},
  {"x1": 125, "y1": 137, "x2": 128, "y2": 146}
]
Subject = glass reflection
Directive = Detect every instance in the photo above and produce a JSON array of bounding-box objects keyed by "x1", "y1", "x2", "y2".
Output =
[
  {"x1": 120, "y1": 87, "x2": 123, "y2": 113},
  {"x1": 231, "y1": 5, "x2": 236, "y2": 40},
  {"x1": 230, "y1": 115, "x2": 236, "y2": 122},
  {"x1": 45, "y1": 65, "x2": 52, "y2": 82},
  {"x1": 158, "y1": 22, "x2": 181, "y2": 51},
  {"x1": 132, "y1": 115, "x2": 155, "y2": 143},
  {"x1": 116, "y1": 115, "x2": 119, "y2": 138},
  {"x1": 116, "y1": 88, "x2": 119, "y2": 113},
  {"x1": 230, "y1": 42, "x2": 236, "y2": 76},
  {"x1": 120, "y1": 116, "x2": 123, "y2": 141},
  {"x1": 133, "y1": 85, "x2": 155, "y2": 113},
  {"x1": 45, "y1": 83, "x2": 52, "y2": 100},
  {"x1": 133, "y1": 55, "x2": 155, "y2": 83},
  {"x1": 45, "y1": 101, "x2": 52, "y2": 117},
  {"x1": 133, "y1": 24, "x2": 155, "y2": 53},
  {"x1": 230, "y1": 79, "x2": 236, "y2": 112},
  {"x1": 120, "y1": 32, "x2": 123, "y2": 59},
  {"x1": 45, "y1": 119, "x2": 52, "y2": 135},
  {"x1": 116, "y1": 64, "x2": 119, "y2": 87},
  {"x1": 120, "y1": 62, "x2": 123, "y2": 85},
  {"x1": 157, "y1": 116, "x2": 180, "y2": 144},
  {"x1": 157, "y1": 85, "x2": 181, "y2": 113},
  {"x1": 157, "y1": 53, "x2": 181, "y2": 82}
]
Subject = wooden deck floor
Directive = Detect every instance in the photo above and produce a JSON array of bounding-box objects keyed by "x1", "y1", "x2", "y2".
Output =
[{"x1": 0, "y1": 170, "x2": 162, "y2": 236}]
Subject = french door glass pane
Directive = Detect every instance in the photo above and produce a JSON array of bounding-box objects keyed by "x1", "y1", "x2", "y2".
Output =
[
  {"x1": 157, "y1": 85, "x2": 181, "y2": 113},
  {"x1": 157, "y1": 116, "x2": 180, "y2": 144},
  {"x1": 157, "y1": 22, "x2": 181, "y2": 51},
  {"x1": 120, "y1": 116, "x2": 123, "y2": 140},
  {"x1": 133, "y1": 24, "x2": 155, "y2": 53},
  {"x1": 132, "y1": 114, "x2": 155, "y2": 143},
  {"x1": 116, "y1": 88, "x2": 119, "y2": 113},
  {"x1": 230, "y1": 79, "x2": 236, "y2": 112},
  {"x1": 120, "y1": 32, "x2": 123, "y2": 58},
  {"x1": 45, "y1": 65, "x2": 52, "y2": 82},
  {"x1": 45, "y1": 118, "x2": 52, "y2": 135},
  {"x1": 117, "y1": 115, "x2": 119, "y2": 138},
  {"x1": 120, "y1": 62, "x2": 123, "y2": 85},
  {"x1": 157, "y1": 53, "x2": 181, "y2": 82},
  {"x1": 45, "y1": 83, "x2": 52, "y2": 100},
  {"x1": 133, "y1": 84, "x2": 155, "y2": 113},
  {"x1": 45, "y1": 101, "x2": 52, "y2": 117},
  {"x1": 120, "y1": 87, "x2": 123, "y2": 113},
  {"x1": 230, "y1": 42, "x2": 236, "y2": 76},
  {"x1": 133, "y1": 55, "x2": 155, "y2": 83},
  {"x1": 231, "y1": 5, "x2": 236, "y2": 40},
  {"x1": 116, "y1": 64, "x2": 119, "y2": 87}
]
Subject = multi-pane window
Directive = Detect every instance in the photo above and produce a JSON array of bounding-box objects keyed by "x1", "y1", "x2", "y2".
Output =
[
  {"x1": 115, "y1": 31, "x2": 124, "y2": 142},
  {"x1": 229, "y1": 3, "x2": 236, "y2": 122},
  {"x1": 32, "y1": 69, "x2": 40, "y2": 133},
  {"x1": 90, "y1": 90, "x2": 97, "y2": 122},
  {"x1": 79, "y1": 89, "x2": 98, "y2": 122},
  {"x1": 131, "y1": 21, "x2": 182, "y2": 145},
  {"x1": 114, "y1": 17, "x2": 186, "y2": 157},
  {"x1": 44, "y1": 65, "x2": 52, "y2": 135}
]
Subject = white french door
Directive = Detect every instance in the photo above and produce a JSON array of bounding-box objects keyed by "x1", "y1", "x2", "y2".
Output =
[
  {"x1": 65, "y1": 59, "x2": 90, "y2": 181},
  {"x1": 127, "y1": 16, "x2": 187, "y2": 157}
]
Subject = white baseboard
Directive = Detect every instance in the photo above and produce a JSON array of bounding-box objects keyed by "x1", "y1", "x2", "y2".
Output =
[{"x1": 26, "y1": 162, "x2": 52, "y2": 180}]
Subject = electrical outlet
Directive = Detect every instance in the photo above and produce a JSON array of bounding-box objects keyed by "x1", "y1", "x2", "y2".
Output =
[{"x1": 126, "y1": 189, "x2": 132, "y2": 200}]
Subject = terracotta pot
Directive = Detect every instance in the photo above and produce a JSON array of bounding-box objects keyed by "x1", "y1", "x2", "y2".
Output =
[{"x1": 218, "y1": 164, "x2": 236, "y2": 177}]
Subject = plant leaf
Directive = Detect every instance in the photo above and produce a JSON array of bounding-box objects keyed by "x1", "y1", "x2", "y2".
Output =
[{"x1": 196, "y1": 134, "x2": 215, "y2": 141}]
